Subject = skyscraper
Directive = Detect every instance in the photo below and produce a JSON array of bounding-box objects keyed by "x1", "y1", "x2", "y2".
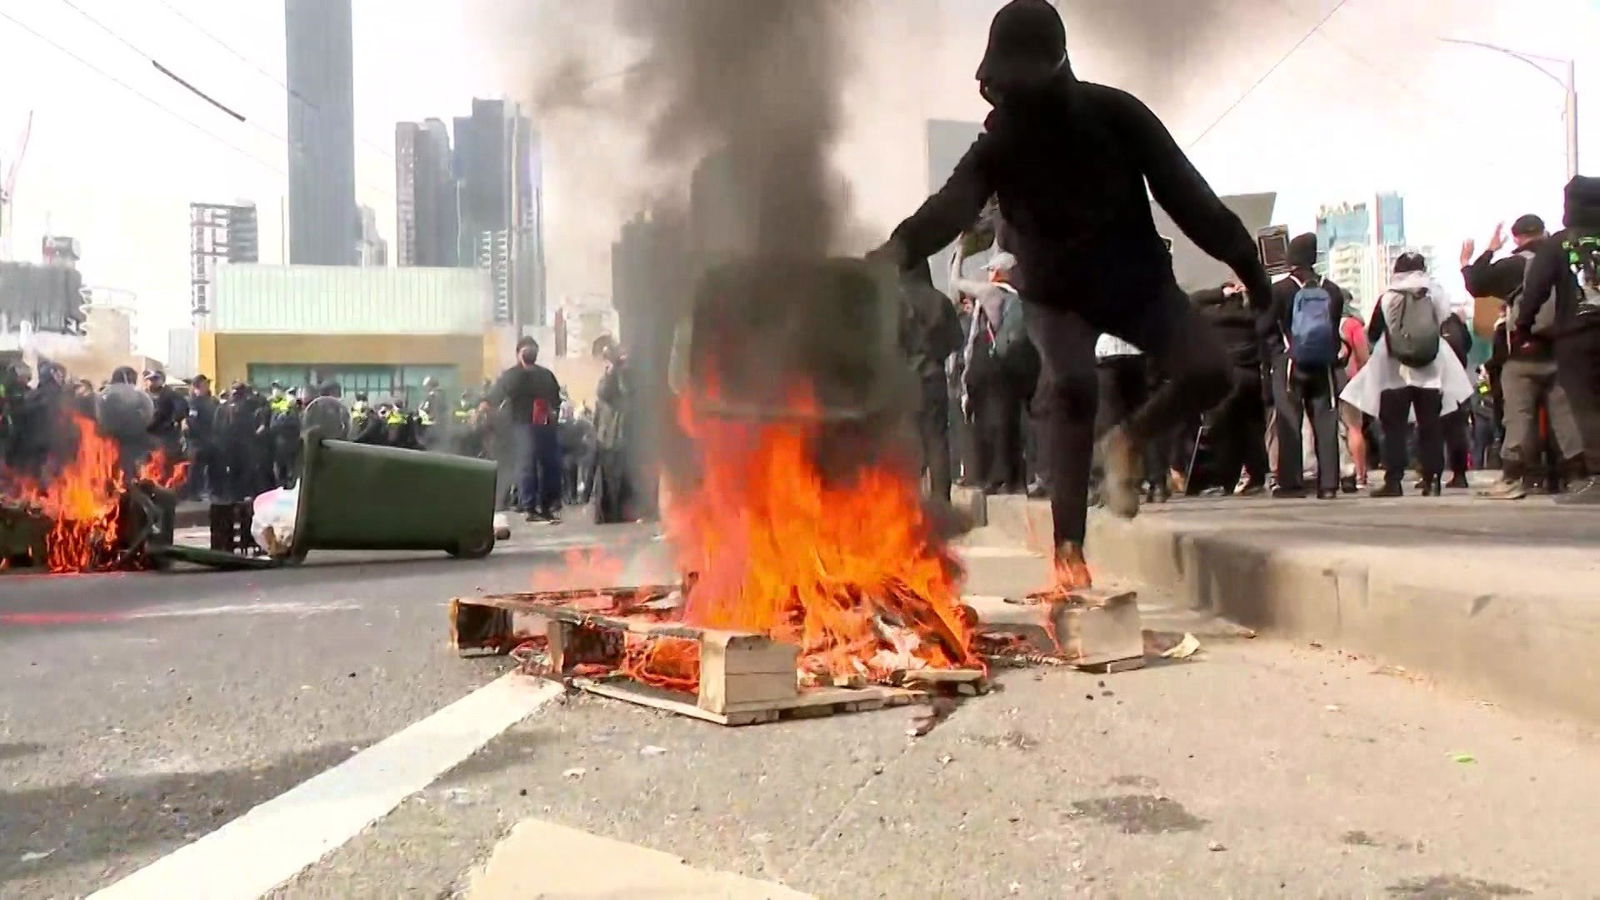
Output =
[
  {"x1": 454, "y1": 99, "x2": 543, "y2": 328},
  {"x1": 395, "y1": 119, "x2": 459, "y2": 267},
  {"x1": 285, "y1": 0, "x2": 358, "y2": 266}
]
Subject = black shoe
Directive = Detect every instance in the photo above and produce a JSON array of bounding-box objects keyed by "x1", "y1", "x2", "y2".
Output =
[
  {"x1": 1412, "y1": 477, "x2": 1428, "y2": 492},
  {"x1": 1369, "y1": 481, "x2": 1404, "y2": 498},
  {"x1": 1421, "y1": 476, "x2": 1443, "y2": 497},
  {"x1": 1238, "y1": 481, "x2": 1267, "y2": 497},
  {"x1": 1446, "y1": 473, "x2": 1470, "y2": 490},
  {"x1": 1317, "y1": 489, "x2": 1338, "y2": 500},
  {"x1": 1340, "y1": 476, "x2": 1358, "y2": 495},
  {"x1": 1026, "y1": 479, "x2": 1049, "y2": 500},
  {"x1": 1272, "y1": 486, "x2": 1307, "y2": 500}
]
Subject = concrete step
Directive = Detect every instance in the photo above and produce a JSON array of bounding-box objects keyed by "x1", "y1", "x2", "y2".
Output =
[{"x1": 980, "y1": 491, "x2": 1600, "y2": 724}]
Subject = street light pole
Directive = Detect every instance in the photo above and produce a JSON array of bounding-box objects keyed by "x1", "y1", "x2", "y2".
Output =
[{"x1": 1442, "y1": 38, "x2": 1578, "y2": 181}]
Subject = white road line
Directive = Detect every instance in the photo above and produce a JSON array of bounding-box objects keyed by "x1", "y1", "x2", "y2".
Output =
[
  {"x1": 128, "y1": 601, "x2": 362, "y2": 620},
  {"x1": 90, "y1": 674, "x2": 562, "y2": 900},
  {"x1": 958, "y1": 545, "x2": 1043, "y2": 559}
]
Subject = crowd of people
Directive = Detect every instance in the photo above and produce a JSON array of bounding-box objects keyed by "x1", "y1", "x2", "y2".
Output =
[
  {"x1": 0, "y1": 335, "x2": 648, "y2": 528},
  {"x1": 881, "y1": 0, "x2": 1600, "y2": 590}
]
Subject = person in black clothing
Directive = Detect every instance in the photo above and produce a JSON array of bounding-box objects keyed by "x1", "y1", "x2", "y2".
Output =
[
  {"x1": 1260, "y1": 233, "x2": 1347, "y2": 499},
  {"x1": 145, "y1": 370, "x2": 188, "y2": 480},
  {"x1": 184, "y1": 375, "x2": 220, "y2": 500},
  {"x1": 1462, "y1": 215, "x2": 1547, "y2": 473},
  {"x1": 419, "y1": 377, "x2": 448, "y2": 449},
  {"x1": 270, "y1": 395, "x2": 303, "y2": 488},
  {"x1": 214, "y1": 383, "x2": 261, "y2": 503},
  {"x1": 592, "y1": 339, "x2": 638, "y2": 524},
  {"x1": 874, "y1": 0, "x2": 1271, "y2": 588},
  {"x1": 1516, "y1": 176, "x2": 1600, "y2": 503},
  {"x1": 900, "y1": 258, "x2": 966, "y2": 503},
  {"x1": 0, "y1": 362, "x2": 29, "y2": 471},
  {"x1": 1193, "y1": 282, "x2": 1269, "y2": 494},
  {"x1": 486, "y1": 337, "x2": 565, "y2": 522}
]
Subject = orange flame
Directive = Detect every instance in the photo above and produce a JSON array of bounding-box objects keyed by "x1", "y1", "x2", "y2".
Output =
[
  {"x1": 10, "y1": 412, "x2": 125, "y2": 573},
  {"x1": 666, "y1": 383, "x2": 978, "y2": 681},
  {"x1": 620, "y1": 635, "x2": 702, "y2": 693},
  {"x1": 138, "y1": 449, "x2": 190, "y2": 493}
]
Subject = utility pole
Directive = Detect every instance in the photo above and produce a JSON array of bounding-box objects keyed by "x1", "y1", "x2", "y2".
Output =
[{"x1": 1442, "y1": 38, "x2": 1578, "y2": 181}]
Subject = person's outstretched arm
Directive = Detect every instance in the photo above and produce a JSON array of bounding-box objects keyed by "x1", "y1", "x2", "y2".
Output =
[
  {"x1": 1118, "y1": 92, "x2": 1271, "y2": 307},
  {"x1": 883, "y1": 135, "x2": 996, "y2": 268}
]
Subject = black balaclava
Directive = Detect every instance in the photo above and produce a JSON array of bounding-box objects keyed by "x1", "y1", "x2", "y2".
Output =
[{"x1": 976, "y1": 0, "x2": 1070, "y2": 106}]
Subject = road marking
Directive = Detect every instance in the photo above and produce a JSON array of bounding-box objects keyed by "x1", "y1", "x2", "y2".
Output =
[
  {"x1": 958, "y1": 545, "x2": 1043, "y2": 559},
  {"x1": 129, "y1": 600, "x2": 362, "y2": 620},
  {"x1": 90, "y1": 674, "x2": 562, "y2": 900}
]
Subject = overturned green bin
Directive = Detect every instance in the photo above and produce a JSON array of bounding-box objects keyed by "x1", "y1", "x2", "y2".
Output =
[{"x1": 288, "y1": 428, "x2": 499, "y2": 561}]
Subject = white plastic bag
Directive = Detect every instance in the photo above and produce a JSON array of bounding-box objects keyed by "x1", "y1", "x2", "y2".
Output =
[{"x1": 251, "y1": 487, "x2": 299, "y2": 557}]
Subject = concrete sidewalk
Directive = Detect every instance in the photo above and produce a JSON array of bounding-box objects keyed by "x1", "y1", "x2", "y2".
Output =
[{"x1": 979, "y1": 490, "x2": 1600, "y2": 723}]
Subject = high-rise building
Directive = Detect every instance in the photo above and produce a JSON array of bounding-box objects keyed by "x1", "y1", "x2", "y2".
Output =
[
  {"x1": 454, "y1": 99, "x2": 544, "y2": 328},
  {"x1": 190, "y1": 202, "x2": 259, "y2": 324},
  {"x1": 394, "y1": 119, "x2": 459, "y2": 268},
  {"x1": 358, "y1": 205, "x2": 387, "y2": 267},
  {"x1": 285, "y1": 0, "x2": 357, "y2": 266}
]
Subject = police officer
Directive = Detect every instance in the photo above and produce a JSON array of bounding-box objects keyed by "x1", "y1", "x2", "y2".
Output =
[
  {"x1": 352, "y1": 393, "x2": 385, "y2": 444},
  {"x1": 145, "y1": 369, "x2": 188, "y2": 475},
  {"x1": 184, "y1": 375, "x2": 220, "y2": 500},
  {"x1": 269, "y1": 389, "x2": 303, "y2": 488},
  {"x1": 418, "y1": 377, "x2": 447, "y2": 449}
]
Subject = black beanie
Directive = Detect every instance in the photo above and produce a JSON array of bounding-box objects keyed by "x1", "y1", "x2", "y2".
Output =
[
  {"x1": 1288, "y1": 233, "x2": 1319, "y2": 270},
  {"x1": 1394, "y1": 251, "x2": 1427, "y2": 275}
]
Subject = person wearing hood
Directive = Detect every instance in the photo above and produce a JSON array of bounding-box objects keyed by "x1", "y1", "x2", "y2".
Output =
[
  {"x1": 1341, "y1": 253, "x2": 1475, "y2": 496},
  {"x1": 874, "y1": 0, "x2": 1271, "y2": 589},
  {"x1": 1192, "y1": 281, "x2": 1270, "y2": 494},
  {"x1": 1262, "y1": 233, "x2": 1350, "y2": 500},
  {"x1": 1517, "y1": 176, "x2": 1600, "y2": 503}
]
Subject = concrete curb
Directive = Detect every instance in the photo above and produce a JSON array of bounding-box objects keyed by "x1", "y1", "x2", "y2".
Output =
[{"x1": 981, "y1": 494, "x2": 1600, "y2": 724}]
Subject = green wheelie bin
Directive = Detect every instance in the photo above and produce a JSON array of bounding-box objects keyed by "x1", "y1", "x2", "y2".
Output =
[{"x1": 288, "y1": 428, "x2": 499, "y2": 561}]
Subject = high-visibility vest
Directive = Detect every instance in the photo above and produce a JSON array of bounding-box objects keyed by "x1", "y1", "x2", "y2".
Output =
[{"x1": 385, "y1": 410, "x2": 406, "y2": 426}]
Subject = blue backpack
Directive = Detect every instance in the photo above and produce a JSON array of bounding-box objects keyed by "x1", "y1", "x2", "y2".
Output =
[{"x1": 1288, "y1": 282, "x2": 1338, "y2": 368}]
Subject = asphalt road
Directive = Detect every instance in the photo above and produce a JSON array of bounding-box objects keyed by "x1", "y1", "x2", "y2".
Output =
[{"x1": 4, "y1": 517, "x2": 1600, "y2": 898}]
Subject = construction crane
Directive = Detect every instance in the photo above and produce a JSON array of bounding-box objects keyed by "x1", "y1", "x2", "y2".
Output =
[{"x1": 0, "y1": 110, "x2": 35, "y2": 262}]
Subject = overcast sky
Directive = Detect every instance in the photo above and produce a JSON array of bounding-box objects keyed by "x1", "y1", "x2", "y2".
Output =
[{"x1": 1, "y1": 0, "x2": 1596, "y2": 357}]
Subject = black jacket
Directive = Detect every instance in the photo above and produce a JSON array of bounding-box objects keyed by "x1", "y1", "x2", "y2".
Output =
[
  {"x1": 1262, "y1": 272, "x2": 1348, "y2": 357},
  {"x1": 488, "y1": 364, "x2": 563, "y2": 426},
  {"x1": 900, "y1": 262, "x2": 964, "y2": 381},
  {"x1": 149, "y1": 387, "x2": 188, "y2": 439},
  {"x1": 1192, "y1": 287, "x2": 1259, "y2": 369},
  {"x1": 187, "y1": 393, "x2": 220, "y2": 442},
  {"x1": 1519, "y1": 176, "x2": 1600, "y2": 338},
  {"x1": 1462, "y1": 245, "x2": 1539, "y2": 302},
  {"x1": 887, "y1": 67, "x2": 1270, "y2": 320}
]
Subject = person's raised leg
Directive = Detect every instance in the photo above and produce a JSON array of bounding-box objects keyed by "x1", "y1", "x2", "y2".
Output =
[{"x1": 1099, "y1": 280, "x2": 1233, "y2": 516}]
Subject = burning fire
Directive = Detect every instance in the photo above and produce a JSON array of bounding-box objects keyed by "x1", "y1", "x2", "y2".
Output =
[
  {"x1": 4, "y1": 411, "x2": 187, "y2": 573},
  {"x1": 666, "y1": 384, "x2": 978, "y2": 682}
]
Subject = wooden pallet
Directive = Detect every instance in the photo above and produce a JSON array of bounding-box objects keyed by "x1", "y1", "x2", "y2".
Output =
[
  {"x1": 450, "y1": 589, "x2": 945, "y2": 725},
  {"x1": 966, "y1": 588, "x2": 1146, "y2": 672},
  {"x1": 572, "y1": 676, "x2": 923, "y2": 726}
]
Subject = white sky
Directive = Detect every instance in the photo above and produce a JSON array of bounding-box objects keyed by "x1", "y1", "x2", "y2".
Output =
[{"x1": 1, "y1": 0, "x2": 1596, "y2": 357}]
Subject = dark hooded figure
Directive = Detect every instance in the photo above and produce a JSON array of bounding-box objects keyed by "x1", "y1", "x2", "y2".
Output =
[
  {"x1": 900, "y1": 258, "x2": 966, "y2": 504},
  {"x1": 1517, "y1": 175, "x2": 1600, "y2": 503},
  {"x1": 875, "y1": 0, "x2": 1272, "y2": 589}
]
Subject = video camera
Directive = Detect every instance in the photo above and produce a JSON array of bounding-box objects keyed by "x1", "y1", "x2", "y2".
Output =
[{"x1": 1256, "y1": 225, "x2": 1291, "y2": 277}]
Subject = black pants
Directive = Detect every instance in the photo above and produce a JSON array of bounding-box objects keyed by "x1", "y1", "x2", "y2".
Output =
[
  {"x1": 1025, "y1": 282, "x2": 1231, "y2": 548},
  {"x1": 1271, "y1": 356, "x2": 1340, "y2": 493},
  {"x1": 1556, "y1": 324, "x2": 1600, "y2": 473},
  {"x1": 1210, "y1": 366, "x2": 1269, "y2": 491},
  {"x1": 188, "y1": 440, "x2": 218, "y2": 499},
  {"x1": 1442, "y1": 408, "x2": 1471, "y2": 478},
  {"x1": 970, "y1": 374, "x2": 1026, "y2": 491},
  {"x1": 1379, "y1": 387, "x2": 1444, "y2": 484},
  {"x1": 917, "y1": 376, "x2": 953, "y2": 502}
]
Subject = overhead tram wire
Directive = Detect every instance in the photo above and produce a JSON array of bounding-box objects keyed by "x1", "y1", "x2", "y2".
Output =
[
  {"x1": 57, "y1": 0, "x2": 246, "y2": 122},
  {"x1": 1186, "y1": 0, "x2": 1351, "y2": 150},
  {"x1": 150, "y1": 0, "x2": 397, "y2": 165},
  {"x1": 0, "y1": 9, "x2": 286, "y2": 176},
  {"x1": 50, "y1": 0, "x2": 395, "y2": 200}
]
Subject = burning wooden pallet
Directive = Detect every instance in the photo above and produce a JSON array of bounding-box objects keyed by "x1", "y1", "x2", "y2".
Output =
[{"x1": 450, "y1": 589, "x2": 970, "y2": 726}]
